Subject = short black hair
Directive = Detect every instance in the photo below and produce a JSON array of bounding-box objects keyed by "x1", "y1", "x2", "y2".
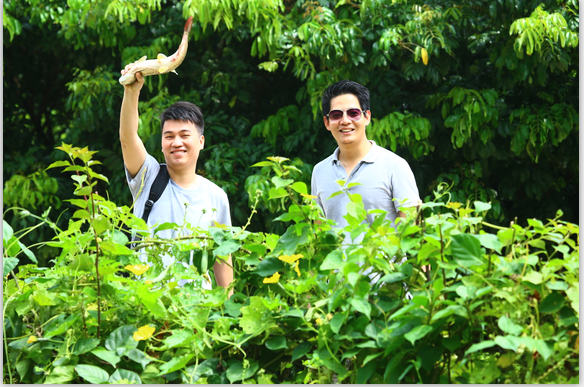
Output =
[
  {"x1": 160, "y1": 101, "x2": 204, "y2": 136},
  {"x1": 321, "y1": 79, "x2": 370, "y2": 117}
]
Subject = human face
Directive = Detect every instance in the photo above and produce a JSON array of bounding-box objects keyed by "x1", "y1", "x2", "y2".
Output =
[
  {"x1": 161, "y1": 120, "x2": 204, "y2": 171},
  {"x1": 324, "y1": 94, "x2": 371, "y2": 147}
]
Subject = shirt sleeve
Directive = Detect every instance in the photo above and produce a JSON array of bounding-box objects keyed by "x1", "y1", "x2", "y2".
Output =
[{"x1": 391, "y1": 158, "x2": 421, "y2": 211}]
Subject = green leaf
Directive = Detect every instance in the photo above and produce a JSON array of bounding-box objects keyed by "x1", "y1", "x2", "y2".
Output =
[
  {"x1": 404, "y1": 324, "x2": 433, "y2": 345},
  {"x1": 350, "y1": 296, "x2": 371, "y2": 319},
  {"x1": 475, "y1": 233, "x2": 504, "y2": 254},
  {"x1": 3, "y1": 257, "x2": 19, "y2": 277},
  {"x1": 329, "y1": 312, "x2": 346, "y2": 334},
  {"x1": 45, "y1": 365, "x2": 76, "y2": 384},
  {"x1": 213, "y1": 239, "x2": 241, "y2": 257},
  {"x1": 91, "y1": 347, "x2": 122, "y2": 368},
  {"x1": 450, "y1": 233, "x2": 483, "y2": 267},
  {"x1": 3, "y1": 220, "x2": 14, "y2": 242},
  {"x1": 72, "y1": 338, "x2": 100, "y2": 355},
  {"x1": 498, "y1": 316, "x2": 523, "y2": 336},
  {"x1": 291, "y1": 342, "x2": 311, "y2": 362},
  {"x1": 239, "y1": 297, "x2": 274, "y2": 334},
  {"x1": 44, "y1": 313, "x2": 80, "y2": 338},
  {"x1": 158, "y1": 354, "x2": 194, "y2": 375},
  {"x1": 539, "y1": 292, "x2": 565, "y2": 314},
  {"x1": 272, "y1": 176, "x2": 293, "y2": 188},
  {"x1": 125, "y1": 348, "x2": 152, "y2": 370},
  {"x1": 105, "y1": 325, "x2": 139, "y2": 352},
  {"x1": 226, "y1": 360, "x2": 260, "y2": 383},
  {"x1": 356, "y1": 360, "x2": 377, "y2": 384},
  {"x1": 265, "y1": 336, "x2": 288, "y2": 350},
  {"x1": 494, "y1": 335, "x2": 522, "y2": 352},
  {"x1": 75, "y1": 364, "x2": 110, "y2": 384},
  {"x1": 464, "y1": 340, "x2": 495, "y2": 356},
  {"x1": 320, "y1": 250, "x2": 344, "y2": 270},
  {"x1": 109, "y1": 369, "x2": 142, "y2": 384},
  {"x1": 255, "y1": 257, "x2": 284, "y2": 276},
  {"x1": 163, "y1": 330, "x2": 195, "y2": 349}
]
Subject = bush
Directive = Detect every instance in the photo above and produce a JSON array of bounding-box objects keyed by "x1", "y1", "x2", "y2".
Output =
[{"x1": 3, "y1": 145, "x2": 579, "y2": 384}]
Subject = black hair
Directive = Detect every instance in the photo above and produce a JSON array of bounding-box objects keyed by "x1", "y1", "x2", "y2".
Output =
[
  {"x1": 321, "y1": 79, "x2": 370, "y2": 117},
  {"x1": 160, "y1": 101, "x2": 204, "y2": 136}
]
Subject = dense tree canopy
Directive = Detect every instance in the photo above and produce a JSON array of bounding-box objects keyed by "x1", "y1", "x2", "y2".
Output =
[{"x1": 3, "y1": 0, "x2": 579, "y2": 262}]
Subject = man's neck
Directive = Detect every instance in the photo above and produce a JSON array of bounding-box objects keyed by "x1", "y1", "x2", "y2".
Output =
[
  {"x1": 167, "y1": 166, "x2": 200, "y2": 190},
  {"x1": 337, "y1": 139, "x2": 372, "y2": 175}
]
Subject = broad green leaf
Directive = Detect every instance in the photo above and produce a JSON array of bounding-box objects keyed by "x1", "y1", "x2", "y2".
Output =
[
  {"x1": 213, "y1": 239, "x2": 241, "y2": 257},
  {"x1": 75, "y1": 364, "x2": 110, "y2": 384},
  {"x1": 109, "y1": 369, "x2": 142, "y2": 384},
  {"x1": 105, "y1": 325, "x2": 139, "y2": 352},
  {"x1": 404, "y1": 324, "x2": 433, "y2": 345},
  {"x1": 475, "y1": 233, "x2": 503, "y2": 254},
  {"x1": 44, "y1": 313, "x2": 79, "y2": 338},
  {"x1": 494, "y1": 335, "x2": 522, "y2": 352},
  {"x1": 291, "y1": 342, "x2": 311, "y2": 362},
  {"x1": 539, "y1": 292, "x2": 565, "y2": 314},
  {"x1": 125, "y1": 348, "x2": 152, "y2": 370},
  {"x1": 329, "y1": 312, "x2": 346, "y2": 334},
  {"x1": 3, "y1": 257, "x2": 19, "y2": 277},
  {"x1": 44, "y1": 365, "x2": 75, "y2": 384},
  {"x1": 265, "y1": 336, "x2": 287, "y2": 350},
  {"x1": 255, "y1": 258, "x2": 284, "y2": 276},
  {"x1": 226, "y1": 360, "x2": 259, "y2": 383},
  {"x1": 356, "y1": 360, "x2": 376, "y2": 384},
  {"x1": 473, "y1": 201, "x2": 491, "y2": 212},
  {"x1": 350, "y1": 296, "x2": 371, "y2": 319},
  {"x1": 498, "y1": 316, "x2": 523, "y2": 336},
  {"x1": 464, "y1": 340, "x2": 495, "y2": 356},
  {"x1": 91, "y1": 347, "x2": 122, "y2": 368},
  {"x1": 72, "y1": 338, "x2": 100, "y2": 355},
  {"x1": 450, "y1": 233, "x2": 483, "y2": 267},
  {"x1": 239, "y1": 297, "x2": 274, "y2": 334},
  {"x1": 163, "y1": 330, "x2": 194, "y2": 349},
  {"x1": 158, "y1": 354, "x2": 194, "y2": 375},
  {"x1": 320, "y1": 250, "x2": 344, "y2": 270},
  {"x1": 3, "y1": 220, "x2": 14, "y2": 244},
  {"x1": 271, "y1": 176, "x2": 293, "y2": 188}
]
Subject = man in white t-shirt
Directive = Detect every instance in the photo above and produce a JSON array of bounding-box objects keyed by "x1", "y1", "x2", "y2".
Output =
[{"x1": 119, "y1": 70, "x2": 233, "y2": 295}]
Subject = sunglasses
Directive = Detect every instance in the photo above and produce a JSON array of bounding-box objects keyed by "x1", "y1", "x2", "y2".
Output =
[{"x1": 326, "y1": 108, "x2": 365, "y2": 122}]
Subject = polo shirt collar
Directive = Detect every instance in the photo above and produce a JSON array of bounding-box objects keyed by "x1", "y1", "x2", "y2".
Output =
[{"x1": 331, "y1": 141, "x2": 380, "y2": 164}]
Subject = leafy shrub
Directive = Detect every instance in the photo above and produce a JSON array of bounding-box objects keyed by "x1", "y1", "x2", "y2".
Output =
[{"x1": 3, "y1": 145, "x2": 579, "y2": 383}]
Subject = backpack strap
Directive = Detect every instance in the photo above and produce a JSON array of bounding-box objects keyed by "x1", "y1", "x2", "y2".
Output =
[{"x1": 141, "y1": 164, "x2": 170, "y2": 223}]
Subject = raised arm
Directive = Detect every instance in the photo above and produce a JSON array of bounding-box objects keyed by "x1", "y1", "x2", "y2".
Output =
[{"x1": 119, "y1": 70, "x2": 147, "y2": 178}]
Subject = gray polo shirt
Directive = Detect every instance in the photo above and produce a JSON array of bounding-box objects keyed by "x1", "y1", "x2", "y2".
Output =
[
  {"x1": 311, "y1": 141, "x2": 420, "y2": 230},
  {"x1": 125, "y1": 154, "x2": 231, "y2": 287}
]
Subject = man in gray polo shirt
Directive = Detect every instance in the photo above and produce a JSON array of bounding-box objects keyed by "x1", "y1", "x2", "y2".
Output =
[
  {"x1": 311, "y1": 79, "x2": 421, "y2": 237},
  {"x1": 119, "y1": 70, "x2": 233, "y2": 294}
]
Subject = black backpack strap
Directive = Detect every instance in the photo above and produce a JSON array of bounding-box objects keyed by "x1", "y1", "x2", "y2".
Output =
[{"x1": 142, "y1": 164, "x2": 170, "y2": 223}]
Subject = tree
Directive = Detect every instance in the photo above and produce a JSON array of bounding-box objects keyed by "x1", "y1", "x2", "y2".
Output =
[{"x1": 3, "y1": 0, "x2": 579, "y2": 262}]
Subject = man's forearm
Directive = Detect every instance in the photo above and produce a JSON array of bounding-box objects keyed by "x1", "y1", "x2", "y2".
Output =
[{"x1": 214, "y1": 255, "x2": 234, "y2": 297}]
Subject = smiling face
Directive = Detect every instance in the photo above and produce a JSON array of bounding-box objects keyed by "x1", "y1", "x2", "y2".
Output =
[
  {"x1": 161, "y1": 119, "x2": 204, "y2": 171},
  {"x1": 324, "y1": 93, "x2": 371, "y2": 148}
]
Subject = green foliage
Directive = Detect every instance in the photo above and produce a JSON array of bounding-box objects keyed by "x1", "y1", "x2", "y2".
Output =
[{"x1": 3, "y1": 149, "x2": 579, "y2": 384}]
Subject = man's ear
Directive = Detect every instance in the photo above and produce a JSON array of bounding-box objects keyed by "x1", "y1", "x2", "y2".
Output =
[
  {"x1": 200, "y1": 135, "x2": 205, "y2": 148},
  {"x1": 323, "y1": 116, "x2": 331, "y2": 132}
]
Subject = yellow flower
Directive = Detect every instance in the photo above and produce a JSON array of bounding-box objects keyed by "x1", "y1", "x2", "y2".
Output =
[
  {"x1": 293, "y1": 262, "x2": 301, "y2": 277},
  {"x1": 278, "y1": 254, "x2": 303, "y2": 264},
  {"x1": 263, "y1": 272, "x2": 281, "y2": 284},
  {"x1": 125, "y1": 264, "x2": 149, "y2": 276},
  {"x1": 301, "y1": 193, "x2": 317, "y2": 200},
  {"x1": 27, "y1": 336, "x2": 38, "y2": 344},
  {"x1": 315, "y1": 318, "x2": 324, "y2": 326},
  {"x1": 133, "y1": 325, "x2": 155, "y2": 341}
]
